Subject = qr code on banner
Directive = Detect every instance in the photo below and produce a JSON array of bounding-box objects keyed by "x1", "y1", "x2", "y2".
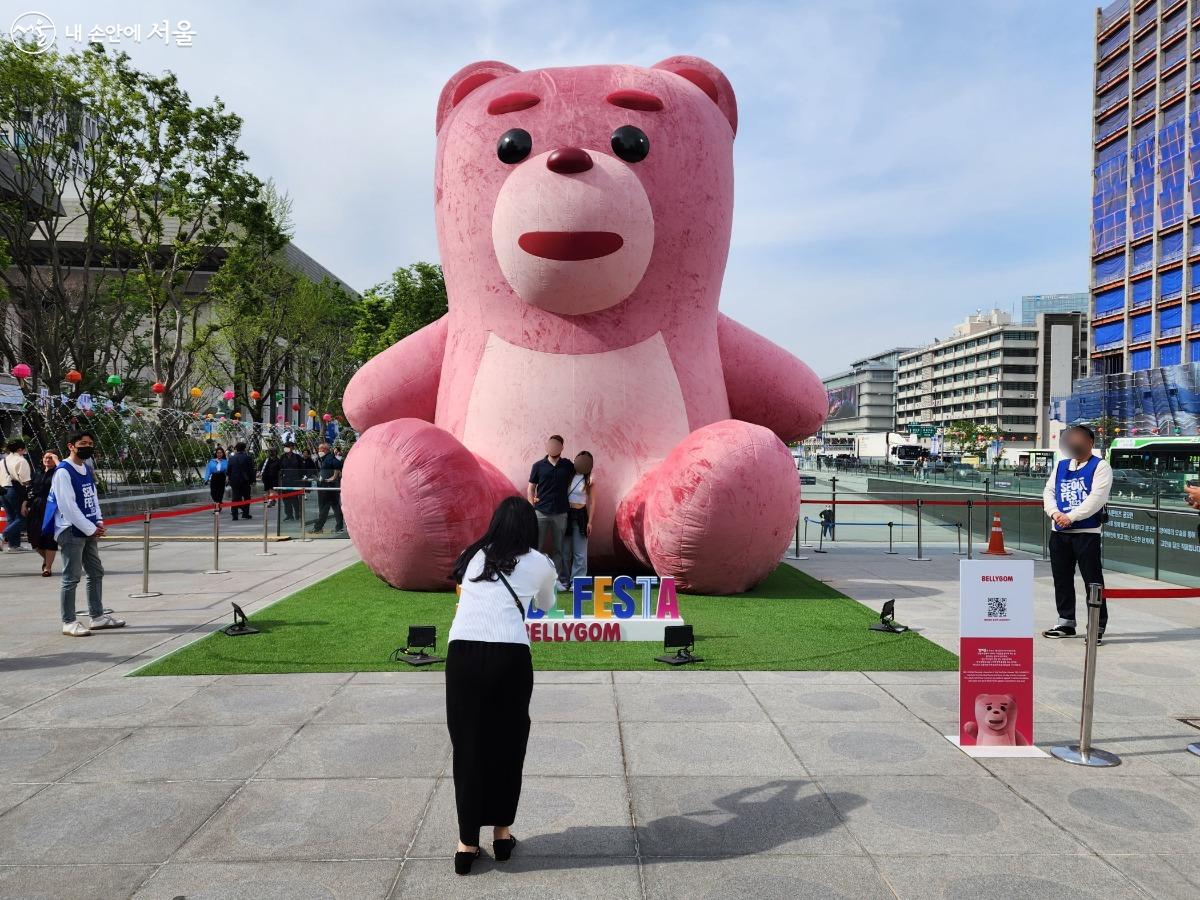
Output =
[{"x1": 987, "y1": 597, "x2": 1007, "y2": 618}]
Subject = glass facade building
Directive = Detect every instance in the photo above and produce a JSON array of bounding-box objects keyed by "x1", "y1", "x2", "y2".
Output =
[
  {"x1": 1021, "y1": 292, "x2": 1090, "y2": 324},
  {"x1": 1090, "y1": 0, "x2": 1200, "y2": 374}
]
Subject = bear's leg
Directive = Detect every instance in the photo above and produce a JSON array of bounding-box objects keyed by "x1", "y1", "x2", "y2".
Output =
[
  {"x1": 342, "y1": 418, "x2": 517, "y2": 590},
  {"x1": 615, "y1": 420, "x2": 799, "y2": 594}
]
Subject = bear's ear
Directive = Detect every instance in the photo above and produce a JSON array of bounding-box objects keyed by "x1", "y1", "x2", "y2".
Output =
[
  {"x1": 436, "y1": 60, "x2": 521, "y2": 135},
  {"x1": 652, "y1": 55, "x2": 737, "y2": 136}
]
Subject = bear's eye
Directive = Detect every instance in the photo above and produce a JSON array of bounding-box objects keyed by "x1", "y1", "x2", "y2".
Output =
[
  {"x1": 497, "y1": 129, "x2": 532, "y2": 164},
  {"x1": 985, "y1": 705, "x2": 992, "y2": 710},
  {"x1": 611, "y1": 125, "x2": 649, "y2": 163}
]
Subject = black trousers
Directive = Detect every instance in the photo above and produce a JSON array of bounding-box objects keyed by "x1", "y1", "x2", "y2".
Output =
[
  {"x1": 1049, "y1": 531, "x2": 1107, "y2": 631},
  {"x1": 281, "y1": 485, "x2": 302, "y2": 520},
  {"x1": 445, "y1": 640, "x2": 534, "y2": 846},
  {"x1": 230, "y1": 482, "x2": 251, "y2": 518},
  {"x1": 313, "y1": 490, "x2": 343, "y2": 530}
]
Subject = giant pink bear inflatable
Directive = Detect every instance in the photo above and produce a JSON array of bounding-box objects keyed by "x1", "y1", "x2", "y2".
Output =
[{"x1": 342, "y1": 56, "x2": 826, "y2": 593}]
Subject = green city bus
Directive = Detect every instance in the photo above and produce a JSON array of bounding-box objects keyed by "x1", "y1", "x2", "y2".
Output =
[{"x1": 1106, "y1": 436, "x2": 1200, "y2": 502}]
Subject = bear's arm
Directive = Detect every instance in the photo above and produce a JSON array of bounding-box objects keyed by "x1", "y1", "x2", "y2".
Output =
[
  {"x1": 343, "y1": 316, "x2": 447, "y2": 432},
  {"x1": 717, "y1": 314, "x2": 827, "y2": 444}
]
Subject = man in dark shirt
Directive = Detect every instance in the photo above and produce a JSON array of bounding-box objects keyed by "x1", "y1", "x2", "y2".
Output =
[
  {"x1": 527, "y1": 434, "x2": 575, "y2": 589},
  {"x1": 227, "y1": 442, "x2": 256, "y2": 520},
  {"x1": 279, "y1": 442, "x2": 306, "y2": 521},
  {"x1": 311, "y1": 442, "x2": 344, "y2": 534}
]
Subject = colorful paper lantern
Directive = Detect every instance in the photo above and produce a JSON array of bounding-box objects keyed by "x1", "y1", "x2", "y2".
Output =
[
  {"x1": 106, "y1": 375, "x2": 122, "y2": 386},
  {"x1": 276, "y1": 414, "x2": 285, "y2": 422},
  {"x1": 190, "y1": 386, "x2": 202, "y2": 398},
  {"x1": 322, "y1": 413, "x2": 332, "y2": 422},
  {"x1": 223, "y1": 390, "x2": 235, "y2": 400},
  {"x1": 151, "y1": 382, "x2": 166, "y2": 394},
  {"x1": 233, "y1": 412, "x2": 241, "y2": 419},
  {"x1": 291, "y1": 402, "x2": 300, "y2": 411},
  {"x1": 11, "y1": 363, "x2": 31, "y2": 379},
  {"x1": 250, "y1": 390, "x2": 261, "y2": 401},
  {"x1": 66, "y1": 369, "x2": 83, "y2": 384},
  {"x1": 274, "y1": 391, "x2": 284, "y2": 402},
  {"x1": 307, "y1": 409, "x2": 317, "y2": 418},
  {"x1": 205, "y1": 413, "x2": 213, "y2": 421}
]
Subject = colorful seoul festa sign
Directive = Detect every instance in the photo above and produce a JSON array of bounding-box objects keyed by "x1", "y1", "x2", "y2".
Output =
[{"x1": 527, "y1": 576, "x2": 682, "y2": 642}]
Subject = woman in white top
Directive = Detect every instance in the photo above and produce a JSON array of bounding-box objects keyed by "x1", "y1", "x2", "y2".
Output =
[
  {"x1": 561, "y1": 450, "x2": 596, "y2": 589},
  {"x1": 446, "y1": 496, "x2": 557, "y2": 875}
]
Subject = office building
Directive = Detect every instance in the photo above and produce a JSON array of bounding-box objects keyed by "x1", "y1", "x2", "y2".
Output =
[
  {"x1": 1021, "y1": 292, "x2": 1090, "y2": 325},
  {"x1": 1089, "y1": 0, "x2": 1200, "y2": 373},
  {"x1": 820, "y1": 347, "x2": 914, "y2": 436}
]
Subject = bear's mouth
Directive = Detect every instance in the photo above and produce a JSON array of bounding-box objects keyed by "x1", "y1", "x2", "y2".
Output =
[{"x1": 518, "y1": 231, "x2": 624, "y2": 261}]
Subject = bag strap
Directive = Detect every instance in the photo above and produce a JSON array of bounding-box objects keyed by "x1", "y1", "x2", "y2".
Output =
[{"x1": 496, "y1": 570, "x2": 526, "y2": 620}]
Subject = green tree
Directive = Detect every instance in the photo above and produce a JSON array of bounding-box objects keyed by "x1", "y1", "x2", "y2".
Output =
[{"x1": 350, "y1": 262, "x2": 446, "y2": 363}]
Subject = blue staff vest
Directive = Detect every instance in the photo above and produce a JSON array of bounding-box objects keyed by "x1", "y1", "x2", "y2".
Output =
[
  {"x1": 42, "y1": 460, "x2": 101, "y2": 539},
  {"x1": 1052, "y1": 456, "x2": 1101, "y2": 531}
]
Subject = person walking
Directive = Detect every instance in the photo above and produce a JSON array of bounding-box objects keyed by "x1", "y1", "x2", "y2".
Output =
[
  {"x1": 45, "y1": 431, "x2": 124, "y2": 637},
  {"x1": 310, "y1": 442, "x2": 344, "y2": 534},
  {"x1": 27, "y1": 451, "x2": 59, "y2": 576},
  {"x1": 819, "y1": 507, "x2": 834, "y2": 540},
  {"x1": 562, "y1": 450, "x2": 596, "y2": 590},
  {"x1": 204, "y1": 446, "x2": 229, "y2": 505},
  {"x1": 1, "y1": 438, "x2": 33, "y2": 552},
  {"x1": 227, "y1": 441, "x2": 256, "y2": 520},
  {"x1": 279, "y1": 442, "x2": 305, "y2": 520},
  {"x1": 446, "y1": 496, "x2": 558, "y2": 875},
  {"x1": 260, "y1": 445, "x2": 282, "y2": 508},
  {"x1": 526, "y1": 435, "x2": 574, "y2": 587},
  {"x1": 1042, "y1": 425, "x2": 1113, "y2": 643}
]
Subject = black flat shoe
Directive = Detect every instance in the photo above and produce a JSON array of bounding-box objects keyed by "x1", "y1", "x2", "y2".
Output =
[
  {"x1": 493, "y1": 835, "x2": 517, "y2": 861},
  {"x1": 454, "y1": 848, "x2": 480, "y2": 875}
]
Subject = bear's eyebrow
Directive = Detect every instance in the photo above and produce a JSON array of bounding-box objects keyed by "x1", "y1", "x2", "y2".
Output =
[
  {"x1": 606, "y1": 89, "x2": 664, "y2": 112},
  {"x1": 487, "y1": 92, "x2": 541, "y2": 115}
]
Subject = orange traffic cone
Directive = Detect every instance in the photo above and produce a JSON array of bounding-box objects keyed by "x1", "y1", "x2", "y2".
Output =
[{"x1": 983, "y1": 513, "x2": 1012, "y2": 556}]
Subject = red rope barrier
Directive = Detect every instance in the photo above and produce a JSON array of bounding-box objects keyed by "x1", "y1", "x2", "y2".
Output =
[
  {"x1": 101, "y1": 489, "x2": 307, "y2": 527},
  {"x1": 1103, "y1": 587, "x2": 1200, "y2": 599},
  {"x1": 799, "y1": 498, "x2": 1042, "y2": 507}
]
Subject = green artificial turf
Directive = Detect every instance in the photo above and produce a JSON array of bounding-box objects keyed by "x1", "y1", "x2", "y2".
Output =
[{"x1": 133, "y1": 563, "x2": 957, "y2": 675}]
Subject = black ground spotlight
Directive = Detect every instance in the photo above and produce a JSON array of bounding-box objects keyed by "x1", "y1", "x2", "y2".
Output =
[
  {"x1": 390, "y1": 625, "x2": 444, "y2": 666},
  {"x1": 222, "y1": 602, "x2": 259, "y2": 636},
  {"x1": 655, "y1": 624, "x2": 704, "y2": 666},
  {"x1": 869, "y1": 599, "x2": 908, "y2": 634}
]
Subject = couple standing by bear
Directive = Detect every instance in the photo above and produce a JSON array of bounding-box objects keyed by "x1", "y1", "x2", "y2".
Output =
[{"x1": 525, "y1": 434, "x2": 594, "y2": 591}]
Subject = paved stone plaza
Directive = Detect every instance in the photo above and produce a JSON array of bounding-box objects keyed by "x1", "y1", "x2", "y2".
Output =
[{"x1": 0, "y1": 536, "x2": 1198, "y2": 899}]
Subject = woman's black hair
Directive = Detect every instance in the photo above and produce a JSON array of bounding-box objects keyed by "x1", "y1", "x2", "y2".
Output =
[
  {"x1": 575, "y1": 449, "x2": 593, "y2": 486},
  {"x1": 213, "y1": 445, "x2": 226, "y2": 457},
  {"x1": 451, "y1": 496, "x2": 539, "y2": 584}
]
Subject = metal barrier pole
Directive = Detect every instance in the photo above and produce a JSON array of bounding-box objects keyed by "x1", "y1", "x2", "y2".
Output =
[
  {"x1": 128, "y1": 511, "x2": 162, "y2": 599},
  {"x1": 814, "y1": 520, "x2": 827, "y2": 554},
  {"x1": 830, "y1": 477, "x2": 837, "y2": 542},
  {"x1": 206, "y1": 504, "x2": 229, "y2": 575},
  {"x1": 257, "y1": 493, "x2": 275, "y2": 557},
  {"x1": 299, "y1": 489, "x2": 311, "y2": 542},
  {"x1": 885, "y1": 521, "x2": 897, "y2": 555},
  {"x1": 907, "y1": 498, "x2": 930, "y2": 561},
  {"x1": 966, "y1": 499, "x2": 974, "y2": 560},
  {"x1": 955, "y1": 522, "x2": 964, "y2": 555},
  {"x1": 275, "y1": 489, "x2": 282, "y2": 537},
  {"x1": 1051, "y1": 583, "x2": 1120, "y2": 767},
  {"x1": 801, "y1": 516, "x2": 812, "y2": 548}
]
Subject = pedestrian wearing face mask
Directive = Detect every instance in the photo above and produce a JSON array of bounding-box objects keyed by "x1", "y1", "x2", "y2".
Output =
[
  {"x1": 43, "y1": 430, "x2": 124, "y2": 637},
  {"x1": 1041, "y1": 425, "x2": 1112, "y2": 644}
]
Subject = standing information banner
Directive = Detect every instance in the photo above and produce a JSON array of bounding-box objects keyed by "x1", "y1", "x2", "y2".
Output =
[{"x1": 949, "y1": 559, "x2": 1045, "y2": 757}]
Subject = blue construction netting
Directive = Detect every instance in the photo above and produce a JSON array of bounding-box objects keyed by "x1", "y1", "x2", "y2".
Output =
[
  {"x1": 1100, "y1": 23, "x2": 1129, "y2": 59},
  {"x1": 1158, "y1": 115, "x2": 1186, "y2": 229},
  {"x1": 1160, "y1": 267, "x2": 1183, "y2": 299},
  {"x1": 1192, "y1": 223, "x2": 1200, "y2": 253},
  {"x1": 1189, "y1": 110, "x2": 1200, "y2": 214},
  {"x1": 1095, "y1": 284, "x2": 1126, "y2": 315},
  {"x1": 1129, "y1": 138, "x2": 1155, "y2": 239},
  {"x1": 1132, "y1": 241, "x2": 1154, "y2": 273},
  {"x1": 1192, "y1": 339, "x2": 1200, "y2": 363},
  {"x1": 1098, "y1": 106, "x2": 1129, "y2": 142},
  {"x1": 1132, "y1": 277, "x2": 1153, "y2": 305},
  {"x1": 1161, "y1": 305, "x2": 1183, "y2": 330},
  {"x1": 1131, "y1": 348, "x2": 1152, "y2": 371},
  {"x1": 1160, "y1": 230, "x2": 1184, "y2": 262},
  {"x1": 1093, "y1": 254, "x2": 1125, "y2": 284},
  {"x1": 1094, "y1": 320, "x2": 1125, "y2": 347},
  {"x1": 1161, "y1": 344, "x2": 1182, "y2": 367},
  {"x1": 1132, "y1": 312, "x2": 1152, "y2": 340},
  {"x1": 1192, "y1": 299, "x2": 1200, "y2": 329},
  {"x1": 1093, "y1": 153, "x2": 1128, "y2": 253},
  {"x1": 1190, "y1": 261, "x2": 1200, "y2": 286}
]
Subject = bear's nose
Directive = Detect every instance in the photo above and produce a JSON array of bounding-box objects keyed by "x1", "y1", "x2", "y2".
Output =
[{"x1": 546, "y1": 147, "x2": 592, "y2": 174}]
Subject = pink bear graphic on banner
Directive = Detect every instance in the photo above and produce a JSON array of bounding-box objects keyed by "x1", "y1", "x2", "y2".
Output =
[
  {"x1": 342, "y1": 56, "x2": 826, "y2": 593},
  {"x1": 963, "y1": 693, "x2": 1030, "y2": 746}
]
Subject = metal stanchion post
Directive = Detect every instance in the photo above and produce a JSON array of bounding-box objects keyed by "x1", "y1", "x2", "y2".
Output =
[
  {"x1": 814, "y1": 521, "x2": 827, "y2": 553},
  {"x1": 275, "y1": 489, "x2": 282, "y2": 538},
  {"x1": 787, "y1": 515, "x2": 809, "y2": 561},
  {"x1": 955, "y1": 522, "x2": 964, "y2": 555},
  {"x1": 205, "y1": 504, "x2": 229, "y2": 575},
  {"x1": 907, "y1": 499, "x2": 930, "y2": 561},
  {"x1": 128, "y1": 511, "x2": 162, "y2": 598},
  {"x1": 299, "y1": 489, "x2": 311, "y2": 542},
  {"x1": 801, "y1": 516, "x2": 813, "y2": 549},
  {"x1": 257, "y1": 493, "x2": 275, "y2": 557},
  {"x1": 966, "y1": 499, "x2": 974, "y2": 560},
  {"x1": 830, "y1": 477, "x2": 837, "y2": 542},
  {"x1": 885, "y1": 521, "x2": 897, "y2": 555},
  {"x1": 1051, "y1": 583, "x2": 1120, "y2": 767}
]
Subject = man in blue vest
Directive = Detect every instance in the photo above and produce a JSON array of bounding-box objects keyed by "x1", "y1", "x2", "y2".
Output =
[
  {"x1": 1041, "y1": 425, "x2": 1112, "y2": 643},
  {"x1": 45, "y1": 430, "x2": 125, "y2": 637}
]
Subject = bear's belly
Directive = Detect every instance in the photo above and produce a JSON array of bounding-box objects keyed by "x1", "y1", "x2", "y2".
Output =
[{"x1": 461, "y1": 331, "x2": 692, "y2": 557}]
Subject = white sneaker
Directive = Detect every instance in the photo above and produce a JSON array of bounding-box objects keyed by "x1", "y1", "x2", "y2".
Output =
[
  {"x1": 6, "y1": 546, "x2": 31, "y2": 553},
  {"x1": 62, "y1": 621, "x2": 91, "y2": 637},
  {"x1": 88, "y1": 614, "x2": 126, "y2": 630}
]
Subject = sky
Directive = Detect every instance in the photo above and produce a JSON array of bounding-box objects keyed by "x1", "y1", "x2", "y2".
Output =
[{"x1": 13, "y1": 0, "x2": 1100, "y2": 376}]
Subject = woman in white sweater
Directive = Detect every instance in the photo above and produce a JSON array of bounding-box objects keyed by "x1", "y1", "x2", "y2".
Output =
[{"x1": 446, "y1": 496, "x2": 558, "y2": 875}]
